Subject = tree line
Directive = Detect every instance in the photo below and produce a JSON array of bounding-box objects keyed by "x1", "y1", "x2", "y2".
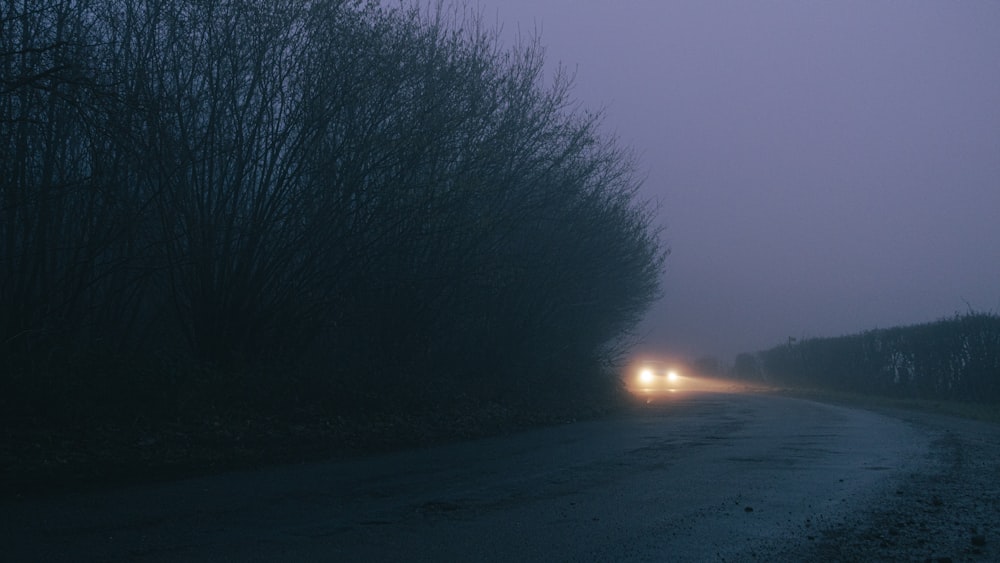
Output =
[
  {"x1": 752, "y1": 313, "x2": 1000, "y2": 403},
  {"x1": 1, "y1": 0, "x2": 666, "y2": 428}
]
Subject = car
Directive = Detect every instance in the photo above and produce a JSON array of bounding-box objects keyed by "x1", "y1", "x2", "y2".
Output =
[{"x1": 631, "y1": 361, "x2": 682, "y2": 392}]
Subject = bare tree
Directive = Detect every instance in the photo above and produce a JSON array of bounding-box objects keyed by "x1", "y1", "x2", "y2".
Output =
[{"x1": 2, "y1": 0, "x2": 667, "y2": 424}]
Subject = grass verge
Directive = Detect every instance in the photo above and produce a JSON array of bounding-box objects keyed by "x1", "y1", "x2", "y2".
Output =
[{"x1": 766, "y1": 386, "x2": 1000, "y2": 424}]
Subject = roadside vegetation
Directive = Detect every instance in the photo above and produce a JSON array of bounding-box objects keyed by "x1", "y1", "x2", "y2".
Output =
[
  {"x1": 0, "y1": 0, "x2": 665, "y2": 494},
  {"x1": 731, "y1": 312, "x2": 1000, "y2": 419}
]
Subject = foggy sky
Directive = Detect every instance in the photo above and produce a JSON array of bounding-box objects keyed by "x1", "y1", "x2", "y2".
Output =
[{"x1": 478, "y1": 1, "x2": 1000, "y2": 361}]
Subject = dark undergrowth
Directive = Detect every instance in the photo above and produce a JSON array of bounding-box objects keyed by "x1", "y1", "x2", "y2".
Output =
[{"x1": 1, "y1": 364, "x2": 632, "y2": 500}]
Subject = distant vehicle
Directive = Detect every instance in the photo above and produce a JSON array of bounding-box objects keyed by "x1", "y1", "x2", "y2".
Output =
[{"x1": 631, "y1": 361, "x2": 683, "y2": 392}]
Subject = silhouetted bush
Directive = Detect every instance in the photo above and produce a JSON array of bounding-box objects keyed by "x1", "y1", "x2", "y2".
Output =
[
  {"x1": 756, "y1": 313, "x2": 1000, "y2": 403},
  {"x1": 1, "y1": 0, "x2": 665, "y2": 431}
]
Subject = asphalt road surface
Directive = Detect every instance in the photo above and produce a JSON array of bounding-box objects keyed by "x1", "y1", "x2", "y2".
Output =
[{"x1": 4, "y1": 391, "x2": 999, "y2": 561}]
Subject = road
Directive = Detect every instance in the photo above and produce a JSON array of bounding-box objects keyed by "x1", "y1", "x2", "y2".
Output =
[{"x1": 3, "y1": 391, "x2": 998, "y2": 561}]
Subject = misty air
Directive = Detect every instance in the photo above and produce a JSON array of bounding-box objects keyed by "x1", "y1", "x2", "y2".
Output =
[{"x1": 3, "y1": 1, "x2": 998, "y2": 561}]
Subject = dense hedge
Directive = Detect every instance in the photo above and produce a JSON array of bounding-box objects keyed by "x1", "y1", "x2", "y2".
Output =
[
  {"x1": 757, "y1": 313, "x2": 1000, "y2": 403},
  {"x1": 1, "y1": 0, "x2": 665, "y2": 427}
]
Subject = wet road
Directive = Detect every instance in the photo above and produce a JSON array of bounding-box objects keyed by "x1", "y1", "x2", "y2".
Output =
[{"x1": 3, "y1": 392, "x2": 935, "y2": 561}]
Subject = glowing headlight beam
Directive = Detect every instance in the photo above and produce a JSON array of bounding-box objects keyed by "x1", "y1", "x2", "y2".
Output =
[{"x1": 639, "y1": 368, "x2": 655, "y2": 384}]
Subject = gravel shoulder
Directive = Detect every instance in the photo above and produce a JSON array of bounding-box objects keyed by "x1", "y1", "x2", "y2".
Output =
[{"x1": 775, "y1": 401, "x2": 1000, "y2": 562}]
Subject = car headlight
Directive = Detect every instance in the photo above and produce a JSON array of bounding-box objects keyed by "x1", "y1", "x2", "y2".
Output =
[
  {"x1": 639, "y1": 368, "x2": 655, "y2": 384},
  {"x1": 667, "y1": 370, "x2": 679, "y2": 383}
]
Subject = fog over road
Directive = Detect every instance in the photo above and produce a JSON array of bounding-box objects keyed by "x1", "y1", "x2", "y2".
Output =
[{"x1": 5, "y1": 392, "x2": 998, "y2": 561}]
